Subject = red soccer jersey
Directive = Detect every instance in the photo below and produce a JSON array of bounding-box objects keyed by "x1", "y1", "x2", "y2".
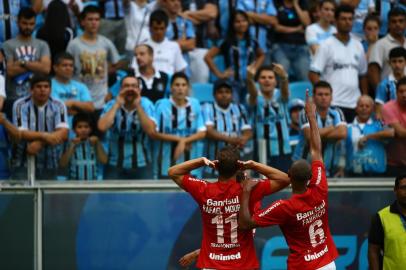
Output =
[
  {"x1": 253, "y1": 161, "x2": 338, "y2": 270},
  {"x1": 182, "y1": 175, "x2": 272, "y2": 270}
]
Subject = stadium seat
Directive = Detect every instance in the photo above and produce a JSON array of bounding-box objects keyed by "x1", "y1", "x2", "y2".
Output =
[
  {"x1": 191, "y1": 83, "x2": 214, "y2": 103},
  {"x1": 289, "y1": 81, "x2": 313, "y2": 101}
]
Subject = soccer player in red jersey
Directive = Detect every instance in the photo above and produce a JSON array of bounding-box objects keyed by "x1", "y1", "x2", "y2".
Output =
[
  {"x1": 239, "y1": 90, "x2": 339, "y2": 270},
  {"x1": 168, "y1": 146, "x2": 290, "y2": 270}
]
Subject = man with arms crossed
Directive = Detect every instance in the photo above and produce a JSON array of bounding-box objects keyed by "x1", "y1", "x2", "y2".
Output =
[
  {"x1": 168, "y1": 146, "x2": 290, "y2": 269},
  {"x1": 239, "y1": 90, "x2": 339, "y2": 270}
]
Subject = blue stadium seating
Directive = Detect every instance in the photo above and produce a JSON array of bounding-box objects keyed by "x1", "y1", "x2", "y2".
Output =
[
  {"x1": 289, "y1": 81, "x2": 313, "y2": 101},
  {"x1": 191, "y1": 83, "x2": 214, "y2": 103}
]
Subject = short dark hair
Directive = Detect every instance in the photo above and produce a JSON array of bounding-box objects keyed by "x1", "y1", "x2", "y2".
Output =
[
  {"x1": 216, "y1": 146, "x2": 240, "y2": 178},
  {"x1": 313, "y1": 80, "x2": 332, "y2": 94},
  {"x1": 80, "y1": 5, "x2": 101, "y2": 21},
  {"x1": 389, "y1": 47, "x2": 406, "y2": 60},
  {"x1": 54, "y1": 52, "x2": 75, "y2": 65},
  {"x1": 395, "y1": 173, "x2": 406, "y2": 188},
  {"x1": 396, "y1": 77, "x2": 406, "y2": 91},
  {"x1": 319, "y1": 0, "x2": 336, "y2": 9},
  {"x1": 135, "y1": 44, "x2": 154, "y2": 55},
  {"x1": 72, "y1": 113, "x2": 93, "y2": 129},
  {"x1": 289, "y1": 159, "x2": 312, "y2": 184},
  {"x1": 30, "y1": 73, "x2": 51, "y2": 89},
  {"x1": 150, "y1": 9, "x2": 169, "y2": 27},
  {"x1": 170, "y1": 72, "x2": 189, "y2": 86},
  {"x1": 254, "y1": 65, "x2": 274, "y2": 81},
  {"x1": 18, "y1": 7, "x2": 36, "y2": 21},
  {"x1": 363, "y1": 14, "x2": 381, "y2": 29},
  {"x1": 388, "y1": 7, "x2": 406, "y2": 20},
  {"x1": 335, "y1": 4, "x2": 354, "y2": 19},
  {"x1": 120, "y1": 75, "x2": 138, "y2": 87}
]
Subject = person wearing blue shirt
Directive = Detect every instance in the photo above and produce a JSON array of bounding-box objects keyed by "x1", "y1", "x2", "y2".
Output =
[
  {"x1": 205, "y1": 10, "x2": 265, "y2": 103},
  {"x1": 293, "y1": 81, "x2": 347, "y2": 177},
  {"x1": 338, "y1": 95, "x2": 394, "y2": 177},
  {"x1": 375, "y1": 47, "x2": 406, "y2": 120},
  {"x1": 98, "y1": 75, "x2": 156, "y2": 180},
  {"x1": 247, "y1": 64, "x2": 291, "y2": 172},
  {"x1": 164, "y1": 0, "x2": 196, "y2": 76},
  {"x1": 60, "y1": 113, "x2": 108, "y2": 180},
  {"x1": 51, "y1": 52, "x2": 95, "y2": 136},
  {"x1": 288, "y1": 98, "x2": 304, "y2": 151},
  {"x1": 201, "y1": 79, "x2": 252, "y2": 176},
  {"x1": 236, "y1": 0, "x2": 277, "y2": 51},
  {"x1": 152, "y1": 72, "x2": 206, "y2": 179},
  {"x1": 11, "y1": 73, "x2": 69, "y2": 180}
]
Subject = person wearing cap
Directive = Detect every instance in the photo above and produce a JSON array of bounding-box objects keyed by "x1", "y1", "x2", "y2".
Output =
[
  {"x1": 288, "y1": 98, "x2": 305, "y2": 150},
  {"x1": 201, "y1": 79, "x2": 252, "y2": 176},
  {"x1": 246, "y1": 63, "x2": 291, "y2": 172}
]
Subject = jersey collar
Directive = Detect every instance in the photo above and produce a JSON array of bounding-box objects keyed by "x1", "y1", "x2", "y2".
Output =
[{"x1": 214, "y1": 101, "x2": 232, "y2": 113}]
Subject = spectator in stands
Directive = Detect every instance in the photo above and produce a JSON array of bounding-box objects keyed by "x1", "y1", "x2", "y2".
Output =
[
  {"x1": 201, "y1": 79, "x2": 252, "y2": 176},
  {"x1": 382, "y1": 77, "x2": 406, "y2": 176},
  {"x1": 293, "y1": 81, "x2": 347, "y2": 177},
  {"x1": 211, "y1": 0, "x2": 236, "y2": 39},
  {"x1": 288, "y1": 98, "x2": 304, "y2": 149},
  {"x1": 99, "y1": 0, "x2": 126, "y2": 55},
  {"x1": 236, "y1": 0, "x2": 277, "y2": 51},
  {"x1": 205, "y1": 10, "x2": 265, "y2": 103},
  {"x1": 181, "y1": 0, "x2": 218, "y2": 83},
  {"x1": 340, "y1": 0, "x2": 375, "y2": 39},
  {"x1": 246, "y1": 64, "x2": 291, "y2": 172},
  {"x1": 51, "y1": 52, "x2": 95, "y2": 129},
  {"x1": 369, "y1": 7, "x2": 406, "y2": 90},
  {"x1": 3, "y1": 7, "x2": 51, "y2": 119},
  {"x1": 134, "y1": 44, "x2": 170, "y2": 103},
  {"x1": 98, "y1": 75, "x2": 156, "y2": 180},
  {"x1": 152, "y1": 72, "x2": 206, "y2": 179},
  {"x1": 0, "y1": 0, "x2": 41, "y2": 44},
  {"x1": 163, "y1": 0, "x2": 196, "y2": 75},
  {"x1": 67, "y1": 5, "x2": 121, "y2": 114},
  {"x1": 10, "y1": 74, "x2": 69, "y2": 180},
  {"x1": 132, "y1": 9, "x2": 187, "y2": 76},
  {"x1": 338, "y1": 95, "x2": 394, "y2": 177},
  {"x1": 60, "y1": 113, "x2": 107, "y2": 180},
  {"x1": 361, "y1": 15, "x2": 380, "y2": 60},
  {"x1": 0, "y1": 73, "x2": 5, "y2": 112},
  {"x1": 123, "y1": 0, "x2": 152, "y2": 56},
  {"x1": 368, "y1": 174, "x2": 406, "y2": 270},
  {"x1": 36, "y1": 0, "x2": 74, "y2": 62},
  {"x1": 375, "y1": 47, "x2": 406, "y2": 120},
  {"x1": 309, "y1": 4, "x2": 368, "y2": 122},
  {"x1": 271, "y1": 0, "x2": 311, "y2": 82},
  {"x1": 305, "y1": 0, "x2": 336, "y2": 58}
]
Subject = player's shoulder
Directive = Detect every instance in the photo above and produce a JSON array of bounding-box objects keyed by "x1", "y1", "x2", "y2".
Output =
[{"x1": 256, "y1": 199, "x2": 286, "y2": 217}]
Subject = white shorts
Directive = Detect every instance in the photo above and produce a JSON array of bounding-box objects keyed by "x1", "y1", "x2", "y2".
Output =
[{"x1": 317, "y1": 261, "x2": 336, "y2": 270}]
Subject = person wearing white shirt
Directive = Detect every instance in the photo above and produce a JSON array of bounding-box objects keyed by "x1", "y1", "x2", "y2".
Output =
[
  {"x1": 305, "y1": 0, "x2": 336, "y2": 58},
  {"x1": 131, "y1": 9, "x2": 187, "y2": 76},
  {"x1": 309, "y1": 4, "x2": 368, "y2": 123},
  {"x1": 0, "y1": 74, "x2": 5, "y2": 112}
]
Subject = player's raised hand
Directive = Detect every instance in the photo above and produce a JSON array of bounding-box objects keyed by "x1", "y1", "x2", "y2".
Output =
[
  {"x1": 202, "y1": 157, "x2": 217, "y2": 169},
  {"x1": 238, "y1": 160, "x2": 256, "y2": 170},
  {"x1": 304, "y1": 89, "x2": 316, "y2": 119}
]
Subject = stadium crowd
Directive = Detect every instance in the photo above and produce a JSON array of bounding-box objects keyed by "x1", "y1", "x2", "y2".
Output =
[{"x1": 0, "y1": 0, "x2": 405, "y2": 180}]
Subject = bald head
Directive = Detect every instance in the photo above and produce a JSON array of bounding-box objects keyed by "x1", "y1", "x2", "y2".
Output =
[
  {"x1": 356, "y1": 95, "x2": 374, "y2": 122},
  {"x1": 289, "y1": 159, "x2": 312, "y2": 184},
  {"x1": 357, "y1": 95, "x2": 374, "y2": 107}
]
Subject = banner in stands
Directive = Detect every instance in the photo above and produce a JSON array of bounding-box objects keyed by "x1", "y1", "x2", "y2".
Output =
[{"x1": 0, "y1": 190, "x2": 394, "y2": 270}]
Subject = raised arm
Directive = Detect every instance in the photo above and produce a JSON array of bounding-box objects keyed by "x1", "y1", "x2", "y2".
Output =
[
  {"x1": 168, "y1": 157, "x2": 215, "y2": 188},
  {"x1": 305, "y1": 90, "x2": 322, "y2": 162},
  {"x1": 238, "y1": 179, "x2": 259, "y2": 230},
  {"x1": 240, "y1": 160, "x2": 290, "y2": 193}
]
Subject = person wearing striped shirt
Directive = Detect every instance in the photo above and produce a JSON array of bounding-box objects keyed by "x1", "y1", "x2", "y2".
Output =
[
  {"x1": 201, "y1": 79, "x2": 252, "y2": 177},
  {"x1": 98, "y1": 75, "x2": 156, "y2": 180},
  {"x1": 246, "y1": 64, "x2": 291, "y2": 172},
  {"x1": 152, "y1": 72, "x2": 206, "y2": 179},
  {"x1": 60, "y1": 113, "x2": 108, "y2": 180},
  {"x1": 293, "y1": 81, "x2": 347, "y2": 177},
  {"x1": 11, "y1": 73, "x2": 69, "y2": 180}
]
